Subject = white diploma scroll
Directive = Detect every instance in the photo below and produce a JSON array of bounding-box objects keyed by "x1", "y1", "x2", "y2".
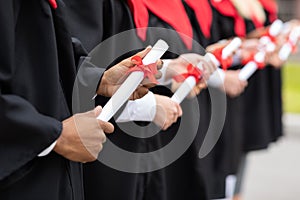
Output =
[
  {"x1": 239, "y1": 52, "x2": 265, "y2": 81},
  {"x1": 238, "y1": 61, "x2": 258, "y2": 81},
  {"x1": 209, "y1": 37, "x2": 242, "y2": 67},
  {"x1": 171, "y1": 38, "x2": 242, "y2": 103},
  {"x1": 239, "y1": 20, "x2": 284, "y2": 81},
  {"x1": 221, "y1": 37, "x2": 242, "y2": 60},
  {"x1": 97, "y1": 40, "x2": 169, "y2": 121},
  {"x1": 170, "y1": 61, "x2": 204, "y2": 104},
  {"x1": 278, "y1": 27, "x2": 300, "y2": 61}
]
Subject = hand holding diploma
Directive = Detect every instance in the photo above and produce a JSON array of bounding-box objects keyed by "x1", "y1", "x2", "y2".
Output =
[
  {"x1": 154, "y1": 94, "x2": 183, "y2": 130},
  {"x1": 97, "y1": 47, "x2": 163, "y2": 100},
  {"x1": 169, "y1": 38, "x2": 242, "y2": 104},
  {"x1": 278, "y1": 26, "x2": 300, "y2": 61},
  {"x1": 206, "y1": 37, "x2": 242, "y2": 70},
  {"x1": 239, "y1": 20, "x2": 283, "y2": 81},
  {"x1": 54, "y1": 106, "x2": 114, "y2": 163},
  {"x1": 97, "y1": 40, "x2": 169, "y2": 122}
]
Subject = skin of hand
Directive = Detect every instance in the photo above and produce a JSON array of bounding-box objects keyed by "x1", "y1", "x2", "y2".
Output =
[
  {"x1": 54, "y1": 106, "x2": 114, "y2": 163},
  {"x1": 223, "y1": 70, "x2": 248, "y2": 98},
  {"x1": 265, "y1": 50, "x2": 286, "y2": 68},
  {"x1": 97, "y1": 47, "x2": 163, "y2": 100},
  {"x1": 206, "y1": 40, "x2": 229, "y2": 53},
  {"x1": 153, "y1": 94, "x2": 183, "y2": 131},
  {"x1": 239, "y1": 39, "x2": 260, "y2": 61},
  {"x1": 265, "y1": 20, "x2": 300, "y2": 68},
  {"x1": 167, "y1": 53, "x2": 216, "y2": 97}
]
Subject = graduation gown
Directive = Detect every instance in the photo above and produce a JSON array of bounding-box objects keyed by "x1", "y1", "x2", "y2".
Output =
[
  {"x1": 183, "y1": 1, "x2": 244, "y2": 198},
  {"x1": 0, "y1": 0, "x2": 88, "y2": 199},
  {"x1": 65, "y1": 0, "x2": 210, "y2": 199},
  {"x1": 207, "y1": 1, "x2": 283, "y2": 197},
  {"x1": 242, "y1": 13, "x2": 283, "y2": 151},
  {"x1": 65, "y1": 1, "x2": 164, "y2": 200}
]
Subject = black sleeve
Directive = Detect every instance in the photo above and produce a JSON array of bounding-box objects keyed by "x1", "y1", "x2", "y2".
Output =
[{"x1": 0, "y1": 1, "x2": 62, "y2": 181}]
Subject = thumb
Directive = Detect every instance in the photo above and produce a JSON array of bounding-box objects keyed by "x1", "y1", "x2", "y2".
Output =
[
  {"x1": 98, "y1": 120, "x2": 114, "y2": 134},
  {"x1": 93, "y1": 106, "x2": 103, "y2": 117}
]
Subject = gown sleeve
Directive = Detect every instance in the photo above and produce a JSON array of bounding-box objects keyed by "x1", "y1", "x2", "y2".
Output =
[{"x1": 0, "y1": 1, "x2": 62, "y2": 182}]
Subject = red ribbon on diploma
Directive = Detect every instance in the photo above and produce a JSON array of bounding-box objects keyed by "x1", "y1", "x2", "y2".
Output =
[
  {"x1": 262, "y1": 28, "x2": 277, "y2": 43},
  {"x1": 126, "y1": 56, "x2": 158, "y2": 84},
  {"x1": 288, "y1": 39, "x2": 298, "y2": 53},
  {"x1": 212, "y1": 47, "x2": 233, "y2": 70},
  {"x1": 242, "y1": 53, "x2": 265, "y2": 69},
  {"x1": 173, "y1": 64, "x2": 202, "y2": 83},
  {"x1": 48, "y1": 0, "x2": 57, "y2": 9}
]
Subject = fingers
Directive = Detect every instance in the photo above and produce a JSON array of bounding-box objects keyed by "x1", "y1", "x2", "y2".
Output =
[
  {"x1": 98, "y1": 120, "x2": 114, "y2": 134},
  {"x1": 163, "y1": 102, "x2": 182, "y2": 130},
  {"x1": 175, "y1": 103, "x2": 183, "y2": 117},
  {"x1": 130, "y1": 86, "x2": 149, "y2": 100},
  {"x1": 156, "y1": 59, "x2": 164, "y2": 70},
  {"x1": 134, "y1": 46, "x2": 152, "y2": 59},
  {"x1": 154, "y1": 70, "x2": 162, "y2": 79}
]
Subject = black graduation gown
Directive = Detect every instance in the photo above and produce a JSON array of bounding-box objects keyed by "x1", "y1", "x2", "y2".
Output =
[
  {"x1": 184, "y1": 3, "x2": 245, "y2": 199},
  {"x1": 242, "y1": 14, "x2": 283, "y2": 151},
  {"x1": 0, "y1": 0, "x2": 85, "y2": 199},
  {"x1": 141, "y1": 2, "x2": 215, "y2": 200},
  {"x1": 65, "y1": 1, "x2": 162, "y2": 200},
  {"x1": 204, "y1": 5, "x2": 283, "y2": 198},
  {"x1": 65, "y1": 0, "x2": 209, "y2": 199}
]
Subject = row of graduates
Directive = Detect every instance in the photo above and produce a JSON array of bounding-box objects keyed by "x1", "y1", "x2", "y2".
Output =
[
  {"x1": 1, "y1": 0, "x2": 296, "y2": 200},
  {"x1": 64, "y1": 0, "x2": 292, "y2": 200}
]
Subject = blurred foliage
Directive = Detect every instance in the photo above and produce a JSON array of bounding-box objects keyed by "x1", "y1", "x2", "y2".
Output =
[{"x1": 282, "y1": 62, "x2": 300, "y2": 113}]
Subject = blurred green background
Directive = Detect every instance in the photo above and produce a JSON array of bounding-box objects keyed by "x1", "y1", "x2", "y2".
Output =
[{"x1": 283, "y1": 62, "x2": 300, "y2": 113}]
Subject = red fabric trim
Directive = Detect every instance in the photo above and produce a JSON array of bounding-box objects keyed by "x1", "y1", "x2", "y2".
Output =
[
  {"x1": 258, "y1": 0, "x2": 278, "y2": 22},
  {"x1": 210, "y1": 0, "x2": 246, "y2": 37},
  {"x1": 128, "y1": 0, "x2": 193, "y2": 49},
  {"x1": 185, "y1": 0, "x2": 213, "y2": 38},
  {"x1": 48, "y1": 0, "x2": 57, "y2": 9}
]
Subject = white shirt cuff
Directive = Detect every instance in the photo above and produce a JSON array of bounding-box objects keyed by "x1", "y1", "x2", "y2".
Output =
[
  {"x1": 116, "y1": 91, "x2": 157, "y2": 122},
  {"x1": 38, "y1": 141, "x2": 57, "y2": 157},
  {"x1": 157, "y1": 59, "x2": 172, "y2": 85},
  {"x1": 207, "y1": 68, "x2": 225, "y2": 88}
]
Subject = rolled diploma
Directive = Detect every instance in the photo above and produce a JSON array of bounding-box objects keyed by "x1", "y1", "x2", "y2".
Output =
[
  {"x1": 238, "y1": 61, "x2": 258, "y2": 81},
  {"x1": 279, "y1": 27, "x2": 300, "y2": 61},
  {"x1": 170, "y1": 60, "x2": 204, "y2": 104},
  {"x1": 170, "y1": 38, "x2": 242, "y2": 104},
  {"x1": 279, "y1": 43, "x2": 293, "y2": 61},
  {"x1": 97, "y1": 40, "x2": 169, "y2": 121},
  {"x1": 171, "y1": 76, "x2": 197, "y2": 104},
  {"x1": 221, "y1": 37, "x2": 242, "y2": 59}
]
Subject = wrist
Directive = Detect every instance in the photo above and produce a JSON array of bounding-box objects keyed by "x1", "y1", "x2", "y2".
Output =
[{"x1": 97, "y1": 71, "x2": 109, "y2": 96}]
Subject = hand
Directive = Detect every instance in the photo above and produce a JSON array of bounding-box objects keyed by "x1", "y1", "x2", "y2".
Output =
[
  {"x1": 223, "y1": 70, "x2": 248, "y2": 97},
  {"x1": 97, "y1": 47, "x2": 163, "y2": 100},
  {"x1": 168, "y1": 53, "x2": 216, "y2": 97},
  {"x1": 153, "y1": 94, "x2": 182, "y2": 131},
  {"x1": 265, "y1": 50, "x2": 286, "y2": 69},
  {"x1": 239, "y1": 39, "x2": 260, "y2": 61},
  {"x1": 54, "y1": 106, "x2": 114, "y2": 163},
  {"x1": 166, "y1": 53, "x2": 216, "y2": 81}
]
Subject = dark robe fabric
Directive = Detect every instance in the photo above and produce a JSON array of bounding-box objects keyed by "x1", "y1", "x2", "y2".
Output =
[
  {"x1": 242, "y1": 15, "x2": 283, "y2": 151},
  {"x1": 65, "y1": 0, "x2": 210, "y2": 200},
  {"x1": 0, "y1": 0, "x2": 88, "y2": 199},
  {"x1": 183, "y1": 1, "x2": 245, "y2": 198},
  {"x1": 203, "y1": 0, "x2": 283, "y2": 198}
]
